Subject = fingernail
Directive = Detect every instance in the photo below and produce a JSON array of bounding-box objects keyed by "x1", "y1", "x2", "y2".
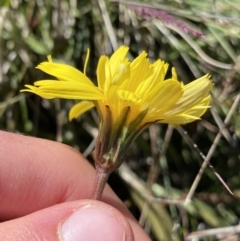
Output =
[{"x1": 60, "y1": 204, "x2": 126, "y2": 241}]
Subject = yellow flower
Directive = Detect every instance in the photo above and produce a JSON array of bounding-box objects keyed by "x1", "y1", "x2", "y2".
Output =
[
  {"x1": 22, "y1": 46, "x2": 212, "y2": 125},
  {"x1": 21, "y1": 46, "x2": 212, "y2": 171}
]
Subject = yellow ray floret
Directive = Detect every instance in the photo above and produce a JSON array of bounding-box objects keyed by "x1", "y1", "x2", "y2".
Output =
[{"x1": 21, "y1": 46, "x2": 213, "y2": 126}]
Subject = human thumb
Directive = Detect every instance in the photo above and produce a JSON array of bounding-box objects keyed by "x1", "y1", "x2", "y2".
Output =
[{"x1": 0, "y1": 200, "x2": 134, "y2": 241}]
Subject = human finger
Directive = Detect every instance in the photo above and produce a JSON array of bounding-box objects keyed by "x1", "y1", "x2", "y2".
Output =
[
  {"x1": 0, "y1": 199, "x2": 134, "y2": 241},
  {"x1": 0, "y1": 131, "x2": 150, "y2": 241}
]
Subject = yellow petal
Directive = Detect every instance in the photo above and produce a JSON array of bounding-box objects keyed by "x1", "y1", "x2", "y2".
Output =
[
  {"x1": 164, "y1": 75, "x2": 212, "y2": 116},
  {"x1": 124, "y1": 51, "x2": 151, "y2": 91},
  {"x1": 69, "y1": 101, "x2": 95, "y2": 121},
  {"x1": 159, "y1": 96, "x2": 211, "y2": 125},
  {"x1": 37, "y1": 62, "x2": 94, "y2": 86},
  {"x1": 183, "y1": 75, "x2": 212, "y2": 97},
  {"x1": 20, "y1": 86, "x2": 55, "y2": 99},
  {"x1": 151, "y1": 60, "x2": 169, "y2": 84},
  {"x1": 102, "y1": 58, "x2": 112, "y2": 92},
  {"x1": 112, "y1": 61, "x2": 130, "y2": 86},
  {"x1": 183, "y1": 96, "x2": 211, "y2": 116},
  {"x1": 171, "y1": 67, "x2": 178, "y2": 80},
  {"x1": 142, "y1": 80, "x2": 183, "y2": 111},
  {"x1": 117, "y1": 90, "x2": 141, "y2": 104},
  {"x1": 109, "y1": 46, "x2": 129, "y2": 70},
  {"x1": 47, "y1": 55, "x2": 53, "y2": 62},
  {"x1": 22, "y1": 81, "x2": 104, "y2": 100},
  {"x1": 135, "y1": 60, "x2": 168, "y2": 97},
  {"x1": 97, "y1": 56, "x2": 108, "y2": 90},
  {"x1": 84, "y1": 49, "x2": 90, "y2": 75},
  {"x1": 159, "y1": 114, "x2": 201, "y2": 125}
]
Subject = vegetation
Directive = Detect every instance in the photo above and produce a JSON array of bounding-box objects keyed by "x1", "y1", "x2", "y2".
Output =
[{"x1": 0, "y1": 0, "x2": 240, "y2": 240}]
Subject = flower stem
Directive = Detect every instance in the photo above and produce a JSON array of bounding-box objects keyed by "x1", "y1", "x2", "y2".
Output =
[{"x1": 91, "y1": 165, "x2": 110, "y2": 200}]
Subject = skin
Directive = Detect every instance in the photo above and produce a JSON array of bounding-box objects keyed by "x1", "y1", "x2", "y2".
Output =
[{"x1": 0, "y1": 131, "x2": 151, "y2": 241}]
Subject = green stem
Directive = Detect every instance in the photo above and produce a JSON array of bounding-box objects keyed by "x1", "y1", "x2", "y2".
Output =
[{"x1": 91, "y1": 165, "x2": 110, "y2": 200}]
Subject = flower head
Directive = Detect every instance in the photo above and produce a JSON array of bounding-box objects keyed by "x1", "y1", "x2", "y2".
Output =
[{"x1": 21, "y1": 46, "x2": 212, "y2": 171}]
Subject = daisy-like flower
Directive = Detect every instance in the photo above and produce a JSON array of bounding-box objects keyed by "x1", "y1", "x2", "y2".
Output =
[{"x1": 21, "y1": 46, "x2": 212, "y2": 199}]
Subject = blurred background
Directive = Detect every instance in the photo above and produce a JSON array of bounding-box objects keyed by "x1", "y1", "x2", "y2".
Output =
[{"x1": 0, "y1": 0, "x2": 240, "y2": 240}]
